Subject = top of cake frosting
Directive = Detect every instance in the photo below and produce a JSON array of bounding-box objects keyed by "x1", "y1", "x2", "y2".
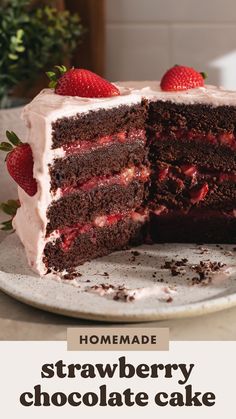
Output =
[
  {"x1": 22, "y1": 81, "x2": 236, "y2": 123},
  {"x1": 119, "y1": 81, "x2": 236, "y2": 106}
]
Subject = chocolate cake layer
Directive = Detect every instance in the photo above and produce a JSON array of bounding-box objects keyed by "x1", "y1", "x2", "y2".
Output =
[
  {"x1": 150, "y1": 210, "x2": 236, "y2": 243},
  {"x1": 150, "y1": 162, "x2": 236, "y2": 211},
  {"x1": 152, "y1": 182, "x2": 236, "y2": 211},
  {"x1": 150, "y1": 138, "x2": 236, "y2": 171},
  {"x1": 50, "y1": 139, "x2": 147, "y2": 189},
  {"x1": 148, "y1": 100, "x2": 236, "y2": 134},
  {"x1": 52, "y1": 102, "x2": 147, "y2": 148},
  {"x1": 47, "y1": 180, "x2": 148, "y2": 233},
  {"x1": 44, "y1": 218, "x2": 146, "y2": 271}
]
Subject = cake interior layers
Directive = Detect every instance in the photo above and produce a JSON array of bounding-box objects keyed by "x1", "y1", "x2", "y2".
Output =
[
  {"x1": 47, "y1": 165, "x2": 150, "y2": 233},
  {"x1": 43, "y1": 100, "x2": 236, "y2": 272},
  {"x1": 44, "y1": 211, "x2": 148, "y2": 271},
  {"x1": 51, "y1": 102, "x2": 147, "y2": 148},
  {"x1": 148, "y1": 100, "x2": 236, "y2": 243},
  {"x1": 50, "y1": 129, "x2": 147, "y2": 189},
  {"x1": 151, "y1": 162, "x2": 236, "y2": 211},
  {"x1": 44, "y1": 102, "x2": 150, "y2": 272},
  {"x1": 47, "y1": 103, "x2": 149, "y2": 233}
]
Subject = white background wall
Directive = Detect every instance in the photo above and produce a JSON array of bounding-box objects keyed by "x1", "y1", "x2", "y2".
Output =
[{"x1": 105, "y1": 0, "x2": 236, "y2": 89}]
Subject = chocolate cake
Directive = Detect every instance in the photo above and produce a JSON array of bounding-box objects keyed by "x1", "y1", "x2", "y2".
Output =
[{"x1": 12, "y1": 76, "x2": 236, "y2": 276}]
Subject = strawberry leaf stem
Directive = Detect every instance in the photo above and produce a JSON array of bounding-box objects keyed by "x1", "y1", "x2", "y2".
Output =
[
  {"x1": 6, "y1": 130, "x2": 22, "y2": 146},
  {"x1": 0, "y1": 142, "x2": 13, "y2": 152},
  {"x1": 200, "y1": 72, "x2": 208, "y2": 80},
  {"x1": 46, "y1": 65, "x2": 68, "y2": 88},
  {"x1": 0, "y1": 131, "x2": 22, "y2": 153}
]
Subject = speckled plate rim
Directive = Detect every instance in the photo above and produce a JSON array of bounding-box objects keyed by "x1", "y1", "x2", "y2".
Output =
[{"x1": 1, "y1": 275, "x2": 236, "y2": 323}]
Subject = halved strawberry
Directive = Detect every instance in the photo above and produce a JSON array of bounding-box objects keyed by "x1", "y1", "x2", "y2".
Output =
[
  {"x1": 190, "y1": 183, "x2": 209, "y2": 204},
  {"x1": 181, "y1": 164, "x2": 197, "y2": 177},
  {"x1": 47, "y1": 65, "x2": 120, "y2": 98},
  {"x1": 160, "y1": 65, "x2": 206, "y2": 91},
  {"x1": 0, "y1": 131, "x2": 37, "y2": 196}
]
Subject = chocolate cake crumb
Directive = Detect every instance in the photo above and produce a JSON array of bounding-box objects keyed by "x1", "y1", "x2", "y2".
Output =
[
  {"x1": 161, "y1": 258, "x2": 188, "y2": 276},
  {"x1": 88, "y1": 283, "x2": 137, "y2": 303},
  {"x1": 130, "y1": 250, "x2": 141, "y2": 262},
  {"x1": 113, "y1": 292, "x2": 135, "y2": 302},
  {"x1": 223, "y1": 250, "x2": 233, "y2": 256},
  {"x1": 161, "y1": 258, "x2": 188, "y2": 270},
  {"x1": 166, "y1": 297, "x2": 173, "y2": 303},
  {"x1": 171, "y1": 267, "x2": 181, "y2": 276},
  {"x1": 191, "y1": 260, "x2": 226, "y2": 284},
  {"x1": 63, "y1": 270, "x2": 81, "y2": 280},
  {"x1": 197, "y1": 247, "x2": 209, "y2": 255},
  {"x1": 131, "y1": 250, "x2": 140, "y2": 257}
]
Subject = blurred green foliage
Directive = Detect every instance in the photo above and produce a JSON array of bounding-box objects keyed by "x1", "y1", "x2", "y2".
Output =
[{"x1": 0, "y1": 0, "x2": 84, "y2": 107}]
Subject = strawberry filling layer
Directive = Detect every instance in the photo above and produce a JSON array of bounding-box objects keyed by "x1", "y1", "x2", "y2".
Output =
[
  {"x1": 157, "y1": 164, "x2": 236, "y2": 184},
  {"x1": 60, "y1": 165, "x2": 150, "y2": 196},
  {"x1": 156, "y1": 164, "x2": 236, "y2": 204},
  {"x1": 155, "y1": 129, "x2": 236, "y2": 149},
  {"x1": 63, "y1": 129, "x2": 146, "y2": 155},
  {"x1": 55, "y1": 210, "x2": 148, "y2": 251}
]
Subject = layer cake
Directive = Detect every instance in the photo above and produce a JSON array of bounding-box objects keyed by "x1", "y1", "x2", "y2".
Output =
[{"x1": 6, "y1": 71, "x2": 236, "y2": 276}]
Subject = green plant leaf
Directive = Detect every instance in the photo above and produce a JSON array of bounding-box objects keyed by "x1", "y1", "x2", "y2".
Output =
[
  {"x1": 0, "y1": 1, "x2": 84, "y2": 106},
  {"x1": 15, "y1": 45, "x2": 25, "y2": 52},
  {"x1": 8, "y1": 53, "x2": 18, "y2": 60},
  {"x1": 16, "y1": 28, "x2": 24, "y2": 39}
]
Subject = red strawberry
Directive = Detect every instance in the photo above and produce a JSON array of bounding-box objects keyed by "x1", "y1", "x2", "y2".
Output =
[
  {"x1": 190, "y1": 183, "x2": 209, "y2": 204},
  {"x1": 181, "y1": 164, "x2": 197, "y2": 177},
  {"x1": 0, "y1": 131, "x2": 37, "y2": 196},
  {"x1": 47, "y1": 66, "x2": 120, "y2": 98},
  {"x1": 160, "y1": 65, "x2": 206, "y2": 91}
]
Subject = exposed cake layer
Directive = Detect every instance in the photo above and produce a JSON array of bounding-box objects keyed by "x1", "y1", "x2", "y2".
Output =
[
  {"x1": 58, "y1": 165, "x2": 150, "y2": 195},
  {"x1": 47, "y1": 175, "x2": 149, "y2": 233},
  {"x1": 50, "y1": 132, "x2": 147, "y2": 189},
  {"x1": 52, "y1": 103, "x2": 147, "y2": 148},
  {"x1": 150, "y1": 137, "x2": 236, "y2": 171},
  {"x1": 44, "y1": 213, "x2": 147, "y2": 272},
  {"x1": 148, "y1": 100, "x2": 236, "y2": 137},
  {"x1": 150, "y1": 209, "x2": 236, "y2": 243},
  {"x1": 151, "y1": 162, "x2": 236, "y2": 211}
]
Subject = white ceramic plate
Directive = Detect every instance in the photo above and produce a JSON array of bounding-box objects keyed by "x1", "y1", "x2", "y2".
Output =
[{"x1": 0, "y1": 234, "x2": 236, "y2": 322}]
